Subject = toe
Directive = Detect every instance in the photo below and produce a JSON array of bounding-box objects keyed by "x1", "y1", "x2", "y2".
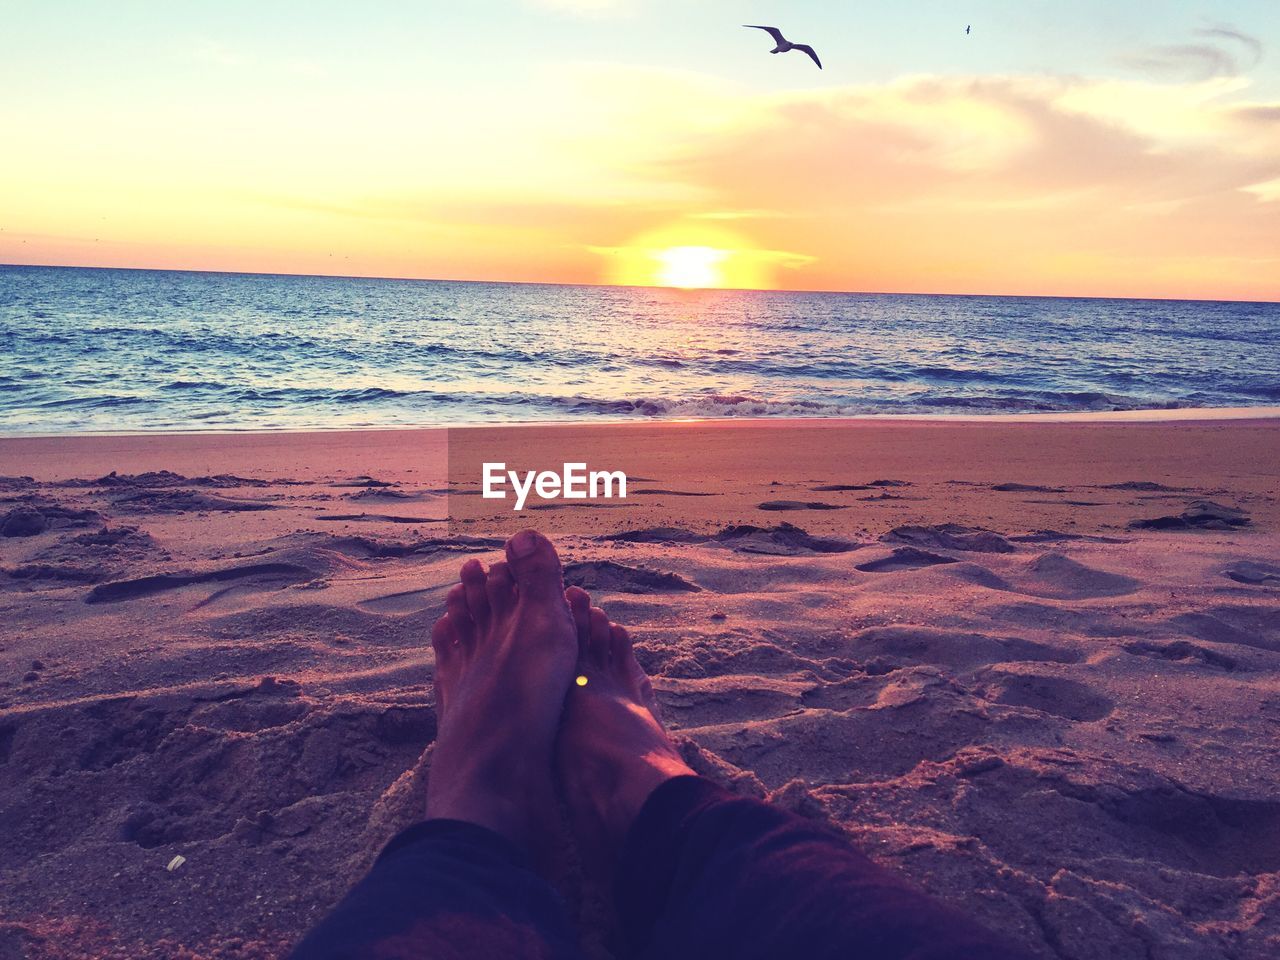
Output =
[
  {"x1": 505, "y1": 529, "x2": 564, "y2": 602},
  {"x1": 430, "y1": 616, "x2": 457, "y2": 712},
  {"x1": 445, "y1": 584, "x2": 475, "y2": 642},
  {"x1": 609, "y1": 622, "x2": 632, "y2": 666},
  {"x1": 566, "y1": 586, "x2": 592, "y2": 652},
  {"x1": 614, "y1": 627, "x2": 660, "y2": 716},
  {"x1": 614, "y1": 623, "x2": 656, "y2": 710},
  {"x1": 587, "y1": 607, "x2": 612, "y2": 668},
  {"x1": 460, "y1": 559, "x2": 490, "y2": 626},
  {"x1": 486, "y1": 560, "x2": 517, "y2": 616},
  {"x1": 431, "y1": 615, "x2": 458, "y2": 659}
]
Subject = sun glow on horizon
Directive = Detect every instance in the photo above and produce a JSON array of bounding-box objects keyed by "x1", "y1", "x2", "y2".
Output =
[
  {"x1": 594, "y1": 225, "x2": 799, "y2": 290},
  {"x1": 655, "y1": 246, "x2": 728, "y2": 289}
]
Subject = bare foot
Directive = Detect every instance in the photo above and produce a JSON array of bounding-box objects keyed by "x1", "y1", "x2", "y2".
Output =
[
  {"x1": 557, "y1": 587, "x2": 694, "y2": 858},
  {"x1": 426, "y1": 530, "x2": 577, "y2": 850}
]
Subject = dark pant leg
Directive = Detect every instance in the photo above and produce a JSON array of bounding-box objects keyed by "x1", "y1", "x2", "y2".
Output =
[
  {"x1": 291, "y1": 819, "x2": 584, "y2": 960},
  {"x1": 615, "y1": 776, "x2": 1031, "y2": 960}
]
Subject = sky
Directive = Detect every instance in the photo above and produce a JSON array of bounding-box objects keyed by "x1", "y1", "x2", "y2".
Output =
[{"x1": 1, "y1": 0, "x2": 1278, "y2": 300}]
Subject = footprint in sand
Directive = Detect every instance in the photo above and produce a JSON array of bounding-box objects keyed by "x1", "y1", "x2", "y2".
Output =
[
  {"x1": 850, "y1": 625, "x2": 1080, "y2": 672},
  {"x1": 1009, "y1": 530, "x2": 1128, "y2": 545},
  {"x1": 658, "y1": 676, "x2": 805, "y2": 727},
  {"x1": 331, "y1": 476, "x2": 396, "y2": 489},
  {"x1": 714, "y1": 523, "x2": 859, "y2": 556},
  {"x1": 2, "y1": 506, "x2": 51, "y2": 537},
  {"x1": 82, "y1": 546, "x2": 360, "y2": 605},
  {"x1": 991, "y1": 482, "x2": 1066, "y2": 493},
  {"x1": 978, "y1": 670, "x2": 1114, "y2": 721},
  {"x1": 989, "y1": 600, "x2": 1145, "y2": 637},
  {"x1": 85, "y1": 562, "x2": 317, "y2": 604},
  {"x1": 1122, "y1": 639, "x2": 1237, "y2": 672},
  {"x1": 563, "y1": 559, "x2": 700, "y2": 594},
  {"x1": 6, "y1": 563, "x2": 103, "y2": 584},
  {"x1": 2, "y1": 502, "x2": 102, "y2": 537},
  {"x1": 325, "y1": 534, "x2": 503, "y2": 559},
  {"x1": 357, "y1": 586, "x2": 449, "y2": 615},
  {"x1": 64, "y1": 470, "x2": 276, "y2": 489},
  {"x1": 1101, "y1": 480, "x2": 1186, "y2": 492},
  {"x1": 345, "y1": 489, "x2": 426, "y2": 502},
  {"x1": 758, "y1": 500, "x2": 846, "y2": 512},
  {"x1": 601, "y1": 523, "x2": 859, "y2": 556},
  {"x1": 1013, "y1": 552, "x2": 1140, "y2": 600},
  {"x1": 855, "y1": 546, "x2": 958, "y2": 573},
  {"x1": 810, "y1": 480, "x2": 910, "y2": 492},
  {"x1": 1130, "y1": 500, "x2": 1250, "y2": 531},
  {"x1": 884, "y1": 524, "x2": 1015, "y2": 554},
  {"x1": 314, "y1": 512, "x2": 443, "y2": 524},
  {"x1": 1223, "y1": 560, "x2": 1280, "y2": 586},
  {"x1": 599, "y1": 527, "x2": 705, "y2": 545},
  {"x1": 111, "y1": 490, "x2": 274, "y2": 513},
  {"x1": 1170, "y1": 605, "x2": 1280, "y2": 653},
  {"x1": 1095, "y1": 785, "x2": 1280, "y2": 878}
]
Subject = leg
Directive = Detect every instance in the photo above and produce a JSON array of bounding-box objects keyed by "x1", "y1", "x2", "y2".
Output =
[
  {"x1": 291, "y1": 819, "x2": 582, "y2": 959},
  {"x1": 293, "y1": 530, "x2": 584, "y2": 959},
  {"x1": 557, "y1": 594, "x2": 1031, "y2": 960}
]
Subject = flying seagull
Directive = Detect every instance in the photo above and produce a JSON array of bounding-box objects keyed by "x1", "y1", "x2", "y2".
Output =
[
  {"x1": 743, "y1": 25, "x2": 822, "y2": 69},
  {"x1": 966, "y1": 25, "x2": 972, "y2": 34}
]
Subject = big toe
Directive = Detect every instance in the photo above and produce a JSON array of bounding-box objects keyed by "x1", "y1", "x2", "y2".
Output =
[{"x1": 505, "y1": 529, "x2": 565, "y2": 601}]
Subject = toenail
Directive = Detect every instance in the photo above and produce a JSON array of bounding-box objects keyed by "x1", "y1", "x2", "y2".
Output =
[{"x1": 510, "y1": 530, "x2": 539, "y2": 558}]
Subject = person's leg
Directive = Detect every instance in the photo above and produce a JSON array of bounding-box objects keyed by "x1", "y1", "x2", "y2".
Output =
[
  {"x1": 292, "y1": 530, "x2": 584, "y2": 960},
  {"x1": 557, "y1": 592, "x2": 1031, "y2": 960}
]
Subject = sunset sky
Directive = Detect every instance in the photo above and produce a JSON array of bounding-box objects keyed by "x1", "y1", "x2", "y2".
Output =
[{"x1": 2, "y1": 1, "x2": 1278, "y2": 300}]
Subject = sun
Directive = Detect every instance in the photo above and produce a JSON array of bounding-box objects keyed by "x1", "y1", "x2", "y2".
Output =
[
  {"x1": 655, "y1": 246, "x2": 728, "y2": 289},
  {"x1": 594, "y1": 224, "x2": 783, "y2": 289}
]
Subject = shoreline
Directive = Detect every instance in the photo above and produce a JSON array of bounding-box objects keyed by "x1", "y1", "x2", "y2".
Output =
[
  {"x1": 4, "y1": 415, "x2": 1278, "y2": 539},
  {"x1": 3, "y1": 403, "x2": 1280, "y2": 443}
]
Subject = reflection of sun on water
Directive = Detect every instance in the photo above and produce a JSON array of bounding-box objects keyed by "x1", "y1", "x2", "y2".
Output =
[{"x1": 655, "y1": 246, "x2": 728, "y2": 289}]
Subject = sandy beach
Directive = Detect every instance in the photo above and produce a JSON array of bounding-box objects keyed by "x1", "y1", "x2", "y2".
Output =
[{"x1": 2, "y1": 415, "x2": 1279, "y2": 959}]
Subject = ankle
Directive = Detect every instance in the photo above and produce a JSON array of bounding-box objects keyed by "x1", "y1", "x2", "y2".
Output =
[
  {"x1": 427, "y1": 783, "x2": 545, "y2": 848},
  {"x1": 599, "y1": 750, "x2": 694, "y2": 845}
]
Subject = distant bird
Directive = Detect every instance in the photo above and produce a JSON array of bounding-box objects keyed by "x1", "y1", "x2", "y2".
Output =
[
  {"x1": 966, "y1": 24, "x2": 971, "y2": 34},
  {"x1": 743, "y1": 25, "x2": 822, "y2": 69}
]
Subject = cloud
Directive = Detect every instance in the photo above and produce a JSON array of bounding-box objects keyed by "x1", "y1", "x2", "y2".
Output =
[
  {"x1": 255, "y1": 62, "x2": 1280, "y2": 297},
  {"x1": 579, "y1": 67, "x2": 1280, "y2": 296},
  {"x1": 688, "y1": 209, "x2": 796, "y2": 221},
  {"x1": 1123, "y1": 44, "x2": 1242, "y2": 81},
  {"x1": 1120, "y1": 25, "x2": 1264, "y2": 81},
  {"x1": 1200, "y1": 25, "x2": 1265, "y2": 66},
  {"x1": 1244, "y1": 177, "x2": 1280, "y2": 203}
]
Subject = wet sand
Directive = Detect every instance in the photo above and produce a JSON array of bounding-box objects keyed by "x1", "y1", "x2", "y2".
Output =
[{"x1": 2, "y1": 416, "x2": 1279, "y2": 958}]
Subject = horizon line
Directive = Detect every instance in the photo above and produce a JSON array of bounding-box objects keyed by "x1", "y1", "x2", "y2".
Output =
[{"x1": 2, "y1": 260, "x2": 1277, "y2": 307}]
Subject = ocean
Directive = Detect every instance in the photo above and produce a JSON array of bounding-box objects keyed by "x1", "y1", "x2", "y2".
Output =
[{"x1": 1, "y1": 264, "x2": 1277, "y2": 434}]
